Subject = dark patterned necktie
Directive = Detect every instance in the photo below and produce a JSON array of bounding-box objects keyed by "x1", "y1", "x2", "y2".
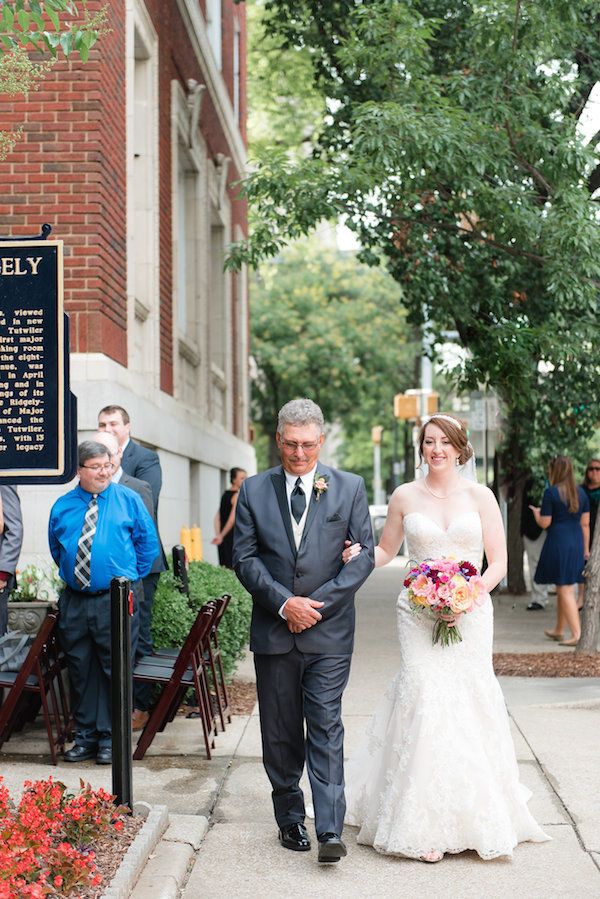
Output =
[
  {"x1": 74, "y1": 494, "x2": 98, "y2": 589},
  {"x1": 291, "y1": 478, "x2": 306, "y2": 523}
]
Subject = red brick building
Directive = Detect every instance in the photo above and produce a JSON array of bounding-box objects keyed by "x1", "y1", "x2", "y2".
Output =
[{"x1": 0, "y1": 0, "x2": 253, "y2": 557}]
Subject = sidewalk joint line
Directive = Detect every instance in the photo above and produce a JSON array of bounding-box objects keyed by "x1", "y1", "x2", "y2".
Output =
[{"x1": 509, "y1": 710, "x2": 593, "y2": 859}]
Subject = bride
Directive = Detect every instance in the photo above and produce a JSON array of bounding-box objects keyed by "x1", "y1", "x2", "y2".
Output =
[{"x1": 343, "y1": 413, "x2": 550, "y2": 862}]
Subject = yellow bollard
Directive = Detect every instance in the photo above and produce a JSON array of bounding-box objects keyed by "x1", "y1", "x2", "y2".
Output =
[
  {"x1": 180, "y1": 527, "x2": 192, "y2": 562},
  {"x1": 190, "y1": 526, "x2": 203, "y2": 561}
]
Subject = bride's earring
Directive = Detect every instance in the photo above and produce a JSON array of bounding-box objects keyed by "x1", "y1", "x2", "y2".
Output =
[{"x1": 455, "y1": 458, "x2": 461, "y2": 467}]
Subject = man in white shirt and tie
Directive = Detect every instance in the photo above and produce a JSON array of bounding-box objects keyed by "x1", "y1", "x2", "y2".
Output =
[{"x1": 233, "y1": 399, "x2": 374, "y2": 863}]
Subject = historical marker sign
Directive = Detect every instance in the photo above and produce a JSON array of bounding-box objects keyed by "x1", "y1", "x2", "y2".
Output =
[{"x1": 0, "y1": 239, "x2": 76, "y2": 482}]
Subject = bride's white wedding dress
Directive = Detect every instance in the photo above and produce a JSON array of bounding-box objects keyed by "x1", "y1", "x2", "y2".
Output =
[{"x1": 344, "y1": 511, "x2": 550, "y2": 860}]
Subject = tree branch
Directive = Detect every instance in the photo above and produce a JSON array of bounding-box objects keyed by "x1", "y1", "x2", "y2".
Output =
[
  {"x1": 570, "y1": 79, "x2": 596, "y2": 120},
  {"x1": 387, "y1": 207, "x2": 548, "y2": 266},
  {"x1": 504, "y1": 120, "x2": 553, "y2": 198},
  {"x1": 588, "y1": 162, "x2": 600, "y2": 196},
  {"x1": 414, "y1": 214, "x2": 548, "y2": 266},
  {"x1": 587, "y1": 127, "x2": 600, "y2": 149},
  {"x1": 512, "y1": 0, "x2": 522, "y2": 51}
]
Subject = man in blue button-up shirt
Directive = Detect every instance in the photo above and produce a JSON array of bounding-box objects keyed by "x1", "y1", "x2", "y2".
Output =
[{"x1": 49, "y1": 440, "x2": 159, "y2": 765}]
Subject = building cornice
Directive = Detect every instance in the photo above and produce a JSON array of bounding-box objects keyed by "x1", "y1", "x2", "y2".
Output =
[{"x1": 176, "y1": 0, "x2": 247, "y2": 177}]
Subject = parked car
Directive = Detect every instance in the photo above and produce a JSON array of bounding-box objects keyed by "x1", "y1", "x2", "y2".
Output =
[{"x1": 369, "y1": 504, "x2": 388, "y2": 544}]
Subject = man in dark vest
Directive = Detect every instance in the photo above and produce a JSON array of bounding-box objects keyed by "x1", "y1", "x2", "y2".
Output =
[{"x1": 233, "y1": 398, "x2": 374, "y2": 862}]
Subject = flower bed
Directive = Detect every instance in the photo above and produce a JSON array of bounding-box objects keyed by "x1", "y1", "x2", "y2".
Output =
[{"x1": 0, "y1": 777, "x2": 136, "y2": 898}]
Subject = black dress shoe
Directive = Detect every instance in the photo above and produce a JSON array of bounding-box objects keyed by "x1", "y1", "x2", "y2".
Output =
[
  {"x1": 526, "y1": 601, "x2": 544, "y2": 611},
  {"x1": 64, "y1": 744, "x2": 97, "y2": 763},
  {"x1": 96, "y1": 747, "x2": 112, "y2": 765},
  {"x1": 278, "y1": 822, "x2": 311, "y2": 851},
  {"x1": 318, "y1": 833, "x2": 347, "y2": 863}
]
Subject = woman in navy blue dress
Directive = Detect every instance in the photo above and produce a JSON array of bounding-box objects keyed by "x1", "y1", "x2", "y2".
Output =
[{"x1": 530, "y1": 456, "x2": 590, "y2": 646}]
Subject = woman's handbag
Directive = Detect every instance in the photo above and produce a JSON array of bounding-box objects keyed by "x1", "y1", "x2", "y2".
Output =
[{"x1": 0, "y1": 632, "x2": 33, "y2": 672}]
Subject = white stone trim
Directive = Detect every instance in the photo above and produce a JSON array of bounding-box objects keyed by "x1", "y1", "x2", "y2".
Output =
[
  {"x1": 175, "y1": 0, "x2": 247, "y2": 176},
  {"x1": 125, "y1": 0, "x2": 160, "y2": 386}
]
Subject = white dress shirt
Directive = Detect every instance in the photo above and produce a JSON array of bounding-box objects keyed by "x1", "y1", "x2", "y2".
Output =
[{"x1": 279, "y1": 464, "x2": 317, "y2": 618}]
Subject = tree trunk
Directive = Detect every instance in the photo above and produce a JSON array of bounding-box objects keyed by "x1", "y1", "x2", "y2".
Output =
[
  {"x1": 268, "y1": 432, "x2": 279, "y2": 469},
  {"x1": 577, "y1": 522, "x2": 600, "y2": 654},
  {"x1": 497, "y1": 421, "x2": 527, "y2": 594},
  {"x1": 506, "y1": 471, "x2": 527, "y2": 593}
]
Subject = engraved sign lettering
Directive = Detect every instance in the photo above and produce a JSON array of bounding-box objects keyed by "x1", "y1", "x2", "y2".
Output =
[{"x1": 0, "y1": 241, "x2": 65, "y2": 476}]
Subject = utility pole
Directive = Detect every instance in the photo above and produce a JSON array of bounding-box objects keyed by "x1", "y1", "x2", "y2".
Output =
[{"x1": 371, "y1": 425, "x2": 385, "y2": 504}]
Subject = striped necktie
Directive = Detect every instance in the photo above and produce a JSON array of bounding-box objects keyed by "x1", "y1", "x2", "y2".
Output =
[{"x1": 74, "y1": 494, "x2": 98, "y2": 589}]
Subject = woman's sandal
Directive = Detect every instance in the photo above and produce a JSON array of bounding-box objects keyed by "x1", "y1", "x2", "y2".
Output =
[
  {"x1": 544, "y1": 630, "x2": 564, "y2": 641},
  {"x1": 419, "y1": 850, "x2": 444, "y2": 863},
  {"x1": 558, "y1": 637, "x2": 580, "y2": 646}
]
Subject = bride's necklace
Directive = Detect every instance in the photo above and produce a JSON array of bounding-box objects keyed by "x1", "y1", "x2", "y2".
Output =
[{"x1": 423, "y1": 477, "x2": 460, "y2": 499}]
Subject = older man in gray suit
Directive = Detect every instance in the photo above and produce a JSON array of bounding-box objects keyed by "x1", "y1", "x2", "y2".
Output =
[
  {"x1": 233, "y1": 399, "x2": 374, "y2": 863},
  {"x1": 0, "y1": 485, "x2": 23, "y2": 636}
]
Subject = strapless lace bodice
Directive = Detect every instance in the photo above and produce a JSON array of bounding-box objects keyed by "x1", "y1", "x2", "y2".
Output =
[{"x1": 403, "y1": 510, "x2": 483, "y2": 570}]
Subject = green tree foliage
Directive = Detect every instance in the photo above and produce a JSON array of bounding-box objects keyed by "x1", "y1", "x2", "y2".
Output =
[
  {"x1": 0, "y1": 1, "x2": 108, "y2": 158},
  {"x1": 251, "y1": 235, "x2": 418, "y2": 492},
  {"x1": 246, "y1": 0, "x2": 324, "y2": 160},
  {"x1": 231, "y1": 1, "x2": 600, "y2": 589}
]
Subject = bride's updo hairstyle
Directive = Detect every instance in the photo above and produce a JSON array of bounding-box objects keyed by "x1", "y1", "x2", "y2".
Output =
[{"x1": 417, "y1": 414, "x2": 473, "y2": 466}]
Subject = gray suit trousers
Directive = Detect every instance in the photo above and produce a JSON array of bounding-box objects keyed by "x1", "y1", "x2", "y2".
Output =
[{"x1": 254, "y1": 647, "x2": 351, "y2": 837}]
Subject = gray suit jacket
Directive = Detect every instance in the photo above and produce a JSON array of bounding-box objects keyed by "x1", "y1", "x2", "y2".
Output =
[
  {"x1": 233, "y1": 464, "x2": 374, "y2": 655},
  {"x1": 119, "y1": 471, "x2": 167, "y2": 574},
  {"x1": 0, "y1": 486, "x2": 23, "y2": 575}
]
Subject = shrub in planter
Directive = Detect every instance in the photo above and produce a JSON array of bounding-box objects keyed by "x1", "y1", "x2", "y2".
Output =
[
  {"x1": 151, "y1": 562, "x2": 252, "y2": 679},
  {"x1": 0, "y1": 776, "x2": 130, "y2": 896}
]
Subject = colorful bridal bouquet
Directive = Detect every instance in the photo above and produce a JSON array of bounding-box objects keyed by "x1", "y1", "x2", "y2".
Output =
[{"x1": 404, "y1": 557, "x2": 486, "y2": 647}]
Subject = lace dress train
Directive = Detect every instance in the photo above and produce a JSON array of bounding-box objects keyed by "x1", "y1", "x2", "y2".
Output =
[{"x1": 344, "y1": 512, "x2": 550, "y2": 860}]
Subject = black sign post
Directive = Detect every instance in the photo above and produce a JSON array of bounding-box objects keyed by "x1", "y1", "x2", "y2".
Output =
[
  {"x1": 110, "y1": 577, "x2": 133, "y2": 809},
  {"x1": 0, "y1": 229, "x2": 77, "y2": 484}
]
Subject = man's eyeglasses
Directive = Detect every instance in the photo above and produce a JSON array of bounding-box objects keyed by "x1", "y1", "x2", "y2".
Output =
[
  {"x1": 280, "y1": 440, "x2": 320, "y2": 452},
  {"x1": 81, "y1": 463, "x2": 113, "y2": 472}
]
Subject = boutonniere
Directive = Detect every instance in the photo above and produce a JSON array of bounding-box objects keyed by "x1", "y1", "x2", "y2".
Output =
[{"x1": 313, "y1": 472, "x2": 329, "y2": 500}]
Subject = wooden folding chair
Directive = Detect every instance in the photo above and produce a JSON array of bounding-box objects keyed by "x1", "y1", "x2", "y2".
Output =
[
  {"x1": 152, "y1": 594, "x2": 232, "y2": 732},
  {"x1": 0, "y1": 612, "x2": 70, "y2": 765},
  {"x1": 133, "y1": 605, "x2": 217, "y2": 760},
  {"x1": 204, "y1": 595, "x2": 232, "y2": 730}
]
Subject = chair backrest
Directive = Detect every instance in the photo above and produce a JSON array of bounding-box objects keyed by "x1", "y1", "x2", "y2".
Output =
[
  {"x1": 0, "y1": 613, "x2": 59, "y2": 727},
  {"x1": 171, "y1": 604, "x2": 217, "y2": 678},
  {"x1": 211, "y1": 594, "x2": 230, "y2": 631}
]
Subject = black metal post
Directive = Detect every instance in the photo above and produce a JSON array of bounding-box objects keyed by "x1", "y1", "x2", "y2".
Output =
[
  {"x1": 172, "y1": 544, "x2": 189, "y2": 595},
  {"x1": 110, "y1": 576, "x2": 133, "y2": 809}
]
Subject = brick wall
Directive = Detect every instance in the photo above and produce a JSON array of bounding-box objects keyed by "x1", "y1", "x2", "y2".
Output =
[
  {"x1": 0, "y1": 1, "x2": 128, "y2": 365},
  {"x1": 0, "y1": 0, "x2": 247, "y2": 405}
]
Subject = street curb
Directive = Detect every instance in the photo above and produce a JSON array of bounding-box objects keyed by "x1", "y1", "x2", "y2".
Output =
[{"x1": 100, "y1": 803, "x2": 169, "y2": 899}]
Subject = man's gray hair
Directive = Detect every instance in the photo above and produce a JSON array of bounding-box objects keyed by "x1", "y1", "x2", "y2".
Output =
[
  {"x1": 78, "y1": 440, "x2": 112, "y2": 467},
  {"x1": 277, "y1": 399, "x2": 325, "y2": 435}
]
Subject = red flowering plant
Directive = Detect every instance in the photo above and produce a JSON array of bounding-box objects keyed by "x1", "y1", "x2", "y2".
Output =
[{"x1": 0, "y1": 776, "x2": 130, "y2": 897}]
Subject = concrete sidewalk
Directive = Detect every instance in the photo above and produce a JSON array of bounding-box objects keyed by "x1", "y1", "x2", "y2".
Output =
[{"x1": 1, "y1": 563, "x2": 599, "y2": 897}]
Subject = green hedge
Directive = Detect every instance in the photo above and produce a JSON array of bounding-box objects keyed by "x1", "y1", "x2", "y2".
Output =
[{"x1": 151, "y1": 561, "x2": 252, "y2": 679}]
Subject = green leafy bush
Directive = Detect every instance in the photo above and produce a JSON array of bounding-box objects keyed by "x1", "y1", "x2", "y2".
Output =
[{"x1": 151, "y1": 562, "x2": 252, "y2": 679}]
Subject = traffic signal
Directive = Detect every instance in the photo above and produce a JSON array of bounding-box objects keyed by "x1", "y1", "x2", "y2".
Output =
[{"x1": 394, "y1": 393, "x2": 418, "y2": 419}]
